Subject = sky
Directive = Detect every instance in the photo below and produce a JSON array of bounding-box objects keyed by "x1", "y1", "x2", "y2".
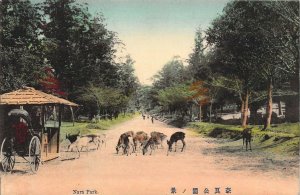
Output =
[{"x1": 35, "y1": 0, "x2": 230, "y2": 85}]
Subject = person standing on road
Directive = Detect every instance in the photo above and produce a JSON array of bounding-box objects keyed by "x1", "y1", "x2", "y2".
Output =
[{"x1": 151, "y1": 116, "x2": 154, "y2": 124}]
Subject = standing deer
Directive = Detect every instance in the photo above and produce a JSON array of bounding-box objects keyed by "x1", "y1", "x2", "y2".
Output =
[
  {"x1": 242, "y1": 128, "x2": 252, "y2": 151},
  {"x1": 167, "y1": 132, "x2": 185, "y2": 155}
]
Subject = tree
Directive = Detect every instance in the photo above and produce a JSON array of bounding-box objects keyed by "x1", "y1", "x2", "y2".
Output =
[
  {"x1": 188, "y1": 81, "x2": 209, "y2": 122},
  {"x1": 0, "y1": 0, "x2": 44, "y2": 93},
  {"x1": 42, "y1": 0, "x2": 119, "y2": 95},
  {"x1": 206, "y1": 2, "x2": 261, "y2": 127},
  {"x1": 152, "y1": 56, "x2": 188, "y2": 90},
  {"x1": 76, "y1": 84, "x2": 129, "y2": 117},
  {"x1": 187, "y1": 27, "x2": 209, "y2": 80},
  {"x1": 252, "y1": 1, "x2": 299, "y2": 128},
  {"x1": 206, "y1": 1, "x2": 299, "y2": 128},
  {"x1": 117, "y1": 55, "x2": 139, "y2": 97},
  {"x1": 157, "y1": 84, "x2": 192, "y2": 116},
  {"x1": 38, "y1": 66, "x2": 66, "y2": 97}
]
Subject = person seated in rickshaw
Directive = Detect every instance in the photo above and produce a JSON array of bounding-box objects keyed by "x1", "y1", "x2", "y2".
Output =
[{"x1": 8, "y1": 116, "x2": 30, "y2": 152}]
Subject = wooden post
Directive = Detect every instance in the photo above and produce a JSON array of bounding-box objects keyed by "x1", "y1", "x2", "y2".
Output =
[
  {"x1": 70, "y1": 106, "x2": 75, "y2": 126},
  {"x1": 57, "y1": 105, "x2": 62, "y2": 153}
]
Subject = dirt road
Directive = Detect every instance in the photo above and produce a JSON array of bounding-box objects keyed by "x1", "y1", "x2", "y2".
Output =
[{"x1": 1, "y1": 117, "x2": 299, "y2": 195}]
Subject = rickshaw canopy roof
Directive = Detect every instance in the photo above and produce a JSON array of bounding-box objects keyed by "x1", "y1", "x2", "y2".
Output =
[
  {"x1": 8, "y1": 109, "x2": 32, "y2": 124},
  {"x1": 0, "y1": 87, "x2": 78, "y2": 106}
]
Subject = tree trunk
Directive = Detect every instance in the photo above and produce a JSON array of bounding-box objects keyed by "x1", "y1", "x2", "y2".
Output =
[
  {"x1": 249, "y1": 104, "x2": 260, "y2": 125},
  {"x1": 263, "y1": 80, "x2": 273, "y2": 130},
  {"x1": 278, "y1": 101, "x2": 282, "y2": 116},
  {"x1": 240, "y1": 100, "x2": 245, "y2": 125},
  {"x1": 242, "y1": 91, "x2": 249, "y2": 128},
  {"x1": 70, "y1": 106, "x2": 75, "y2": 126},
  {"x1": 209, "y1": 102, "x2": 213, "y2": 123},
  {"x1": 189, "y1": 105, "x2": 193, "y2": 122},
  {"x1": 199, "y1": 104, "x2": 202, "y2": 122}
]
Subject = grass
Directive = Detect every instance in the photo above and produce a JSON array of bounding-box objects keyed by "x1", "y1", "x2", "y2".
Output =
[
  {"x1": 188, "y1": 122, "x2": 300, "y2": 156},
  {"x1": 60, "y1": 113, "x2": 137, "y2": 142}
]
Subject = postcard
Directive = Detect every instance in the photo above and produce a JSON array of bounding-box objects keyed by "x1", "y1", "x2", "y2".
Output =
[{"x1": 0, "y1": 0, "x2": 299, "y2": 195}]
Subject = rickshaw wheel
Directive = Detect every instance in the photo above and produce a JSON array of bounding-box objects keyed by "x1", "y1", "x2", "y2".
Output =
[
  {"x1": 0, "y1": 137, "x2": 15, "y2": 172},
  {"x1": 29, "y1": 136, "x2": 41, "y2": 173}
]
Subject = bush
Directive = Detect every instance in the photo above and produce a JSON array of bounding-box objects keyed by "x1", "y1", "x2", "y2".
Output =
[{"x1": 86, "y1": 123, "x2": 103, "y2": 129}]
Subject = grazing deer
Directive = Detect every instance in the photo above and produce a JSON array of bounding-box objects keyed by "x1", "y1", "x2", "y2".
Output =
[
  {"x1": 66, "y1": 133, "x2": 93, "y2": 158},
  {"x1": 133, "y1": 131, "x2": 148, "y2": 153},
  {"x1": 167, "y1": 132, "x2": 186, "y2": 155},
  {"x1": 242, "y1": 128, "x2": 252, "y2": 151},
  {"x1": 125, "y1": 136, "x2": 135, "y2": 156},
  {"x1": 142, "y1": 137, "x2": 156, "y2": 155},
  {"x1": 150, "y1": 131, "x2": 167, "y2": 149},
  {"x1": 81, "y1": 133, "x2": 106, "y2": 150},
  {"x1": 116, "y1": 131, "x2": 134, "y2": 155}
]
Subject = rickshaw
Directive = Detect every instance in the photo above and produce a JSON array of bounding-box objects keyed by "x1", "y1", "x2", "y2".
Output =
[
  {"x1": 0, "y1": 87, "x2": 78, "y2": 173},
  {"x1": 0, "y1": 109, "x2": 41, "y2": 173}
]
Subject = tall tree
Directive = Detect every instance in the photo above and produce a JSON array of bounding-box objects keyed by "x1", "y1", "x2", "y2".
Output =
[
  {"x1": 206, "y1": 2, "x2": 260, "y2": 127},
  {"x1": 42, "y1": 0, "x2": 119, "y2": 95},
  {"x1": 0, "y1": 0, "x2": 43, "y2": 93},
  {"x1": 188, "y1": 27, "x2": 209, "y2": 80},
  {"x1": 152, "y1": 56, "x2": 188, "y2": 90},
  {"x1": 206, "y1": 1, "x2": 299, "y2": 127},
  {"x1": 253, "y1": 1, "x2": 299, "y2": 128},
  {"x1": 117, "y1": 55, "x2": 139, "y2": 97}
]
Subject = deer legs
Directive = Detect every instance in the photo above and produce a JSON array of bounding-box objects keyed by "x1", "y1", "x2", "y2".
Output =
[
  {"x1": 246, "y1": 139, "x2": 251, "y2": 151},
  {"x1": 242, "y1": 137, "x2": 252, "y2": 151},
  {"x1": 181, "y1": 140, "x2": 186, "y2": 152}
]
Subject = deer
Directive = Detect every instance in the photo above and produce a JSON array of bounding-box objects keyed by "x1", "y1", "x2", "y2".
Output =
[
  {"x1": 142, "y1": 137, "x2": 156, "y2": 155},
  {"x1": 80, "y1": 133, "x2": 106, "y2": 150},
  {"x1": 150, "y1": 131, "x2": 167, "y2": 149},
  {"x1": 66, "y1": 132, "x2": 93, "y2": 158},
  {"x1": 65, "y1": 131, "x2": 80, "y2": 151},
  {"x1": 116, "y1": 131, "x2": 135, "y2": 155},
  {"x1": 125, "y1": 136, "x2": 135, "y2": 156},
  {"x1": 167, "y1": 132, "x2": 186, "y2": 155},
  {"x1": 242, "y1": 128, "x2": 252, "y2": 151},
  {"x1": 132, "y1": 131, "x2": 148, "y2": 153}
]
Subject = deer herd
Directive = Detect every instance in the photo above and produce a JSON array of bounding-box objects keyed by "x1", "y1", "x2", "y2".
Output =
[
  {"x1": 116, "y1": 130, "x2": 186, "y2": 156},
  {"x1": 64, "y1": 129, "x2": 186, "y2": 158},
  {"x1": 64, "y1": 126, "x2": 252, "y2": 159}
]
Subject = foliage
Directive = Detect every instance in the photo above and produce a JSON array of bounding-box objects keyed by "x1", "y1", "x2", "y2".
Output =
[
  {"x1": 0, "y1": 0, "x2": 139, "y2": 117},
  {"x1": 41, "y1": 0, "x2": 120, "y2": 93},
  {"x1": 188, "y1": 122, "x2": 300, "y2": 156},
  {"x1": 136, "y1": 85, "x2": 153, "y2": 111},
  {"x1": 187, "y1": 27, "x2": 211, "y2": 81},
  {"x1": 117, "y1": 55, "x2": 139, "y2": 97},
  {"x1": 60, "y1": 113, "x2": 137, "y2": 141},
  {"x1": 152, "y1": 56, "x2": 188, "y2": 90},
  {"x1": 156, "y1": 84, "x2": 192, "y2": 112},
  {"x1": 75, "y1": 84, "x2": 130, "y2": 116},
  {"x1": 206, "y1": 1, "x2": 299, "y2": 127},
  {"x1": 188, "y1": 80, "x2": 209, "y2": 106},
  {"x1": 0, "y1": 0, "x2": 44, "y2": 93},
  {"x1": 38, "y1": 66, "x2": 66, "y2": 97}
]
